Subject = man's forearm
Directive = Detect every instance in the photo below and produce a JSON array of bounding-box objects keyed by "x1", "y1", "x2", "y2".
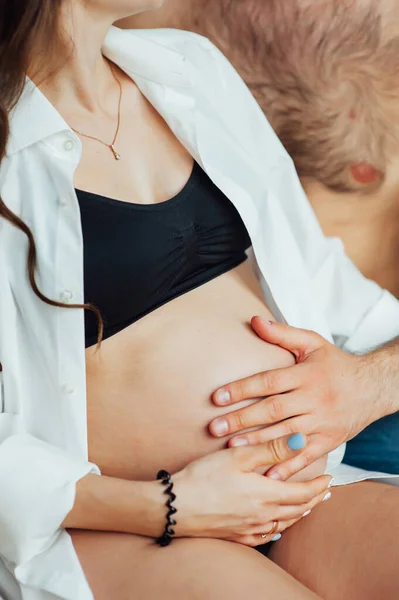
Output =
[{"x1": 365, "y1": 336, "x2": 399, "y2": 418}]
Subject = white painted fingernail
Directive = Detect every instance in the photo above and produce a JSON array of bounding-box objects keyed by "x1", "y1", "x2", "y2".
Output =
[
  {"x1": 322, "y1": 491, "x2": 332, "y2": 502},
  {"x1": 302, "y1": 509, "x2": 311, "y2": 517},
  {"x1": 328, "y1": 478, "x2": 335, "y2": 488},
  {"x1": 230, "y1": 437, "x2": 248, "y2": 447},
  {"x1": 272, "y1": 533, "x2": 282, "y2": 542},
  {"x1": 216, "y1": 390, "x2": 230, "y2": 405}
]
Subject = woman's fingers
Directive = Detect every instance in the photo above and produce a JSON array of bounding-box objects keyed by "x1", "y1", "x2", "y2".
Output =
[
  {"x1": 270, "y1": 474, "x2": 333, "y2": 506},
  {"x1": 237, "y1": 433, "x2": 306, "y2": 471},
  {"x1": 231, "y1": 517, "x2": 299, "y2": 547},
  {"x1": 233, "y1": 483, "x2": 334, "y2": 547},
  {"x1": 275, "y1": 481, "x2": 334, "y2": 520}
]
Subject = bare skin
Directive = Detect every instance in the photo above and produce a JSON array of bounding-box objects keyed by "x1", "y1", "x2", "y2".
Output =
[
  {"x1": 85, "y1": 259, "x2": 304, "y2": 481},
  {"x1": 70, "y1": 482, "x2": 399, "y2": 600},
  {"x1": 72, "y1": 531, "x2": 322, "y2": 600},
  {"x1": 120, "y1": 0, "x2": 189, "y2": 29},
  {"x1": 302, "y1": 169, "x2": 399, "y2": 299},
  {"x1": 270, "y1": 481, "x2": 399, "y2": 600}
]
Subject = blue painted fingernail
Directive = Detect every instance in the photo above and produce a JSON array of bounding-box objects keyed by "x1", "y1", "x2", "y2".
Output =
[
  {"x1": 287, "y1": 433, "x2": 305, "y2": 451},
  {"x1": 272, "y1": 534, "x2": 282, "y2": 542}
]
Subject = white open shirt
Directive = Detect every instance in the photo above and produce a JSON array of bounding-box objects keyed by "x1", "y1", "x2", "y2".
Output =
[{"x1": 0, "y1": 26, "x2": 398, "y2": 600}]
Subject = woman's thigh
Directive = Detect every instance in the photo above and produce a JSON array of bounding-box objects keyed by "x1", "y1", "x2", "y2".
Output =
[
  {"x1": 71, "y1": 530, "x2": 321, "y2": 600},
  {"x1": 269, "y1": 481, "x2": 399, "y2": 600}
]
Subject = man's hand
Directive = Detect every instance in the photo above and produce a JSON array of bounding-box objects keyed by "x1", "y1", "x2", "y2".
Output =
[{"x1": 209, "y1": 316, "x2": 395, "y2": 480}]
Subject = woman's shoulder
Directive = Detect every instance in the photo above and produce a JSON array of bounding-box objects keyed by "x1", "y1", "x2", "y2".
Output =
[
  {"x1": 113, "y1": 27, "x2": 262, "y2": 115},
  {"x1": 110, "y1": 26, "x2": 225, "y2": 82},
  {"x1": 117, "y1": 26, "x2": 217, "y2": 56}
]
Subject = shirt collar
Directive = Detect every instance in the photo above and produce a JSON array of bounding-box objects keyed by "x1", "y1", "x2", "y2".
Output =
[
  {"x1": 103, "y1": 27, "x2": 190, "y2": 87},
  {"x1": 7, "y1": 26, "x2": 190, "y2": 157}
]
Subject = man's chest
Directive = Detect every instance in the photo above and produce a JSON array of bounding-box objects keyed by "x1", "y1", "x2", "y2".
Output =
[{"x1": 320, "y1": 210, "x2": 399, "y2": 299}]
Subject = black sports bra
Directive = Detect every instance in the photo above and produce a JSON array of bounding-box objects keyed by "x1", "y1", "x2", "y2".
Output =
[{"x1": 76, "y1": 162, "x2": 251, "y2": 348}]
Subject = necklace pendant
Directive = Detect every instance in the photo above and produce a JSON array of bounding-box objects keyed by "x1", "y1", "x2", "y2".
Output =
[{"x1": 111, "y1": 145, "x2": 122, "y2": 161}]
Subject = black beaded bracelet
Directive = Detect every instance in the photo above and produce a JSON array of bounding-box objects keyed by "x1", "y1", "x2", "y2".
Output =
[{"x1": 156, "y1": 470, "x2": 178, "y2": 547}]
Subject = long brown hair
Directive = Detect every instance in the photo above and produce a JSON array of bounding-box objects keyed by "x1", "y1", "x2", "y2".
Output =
[{"x1": 0, "y1": 0, "x2": 103, "y2": 343}]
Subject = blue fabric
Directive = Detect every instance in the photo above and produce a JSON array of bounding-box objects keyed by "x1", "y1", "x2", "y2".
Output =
[{"x1": 344, "y1": 412, "x2": 399, "y2": 474}]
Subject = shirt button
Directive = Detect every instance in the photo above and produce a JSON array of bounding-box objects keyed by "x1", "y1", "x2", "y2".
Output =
[
  {"x1": 61, "y1": 383, "x2": 75, "y2": 395},
  {"x1": 60, "y1": 289, "x2": 74, "y2": 303},
  {"x1": 64, "y1": 139, "x2": 76, "y2": 152},
  {"x1": 59, "y1": 197, "x2": 68, "y2": 207}
]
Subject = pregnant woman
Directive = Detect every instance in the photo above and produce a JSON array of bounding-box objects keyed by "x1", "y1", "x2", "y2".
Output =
[{"x1": 1, "y1": 2, "x2": 399, "y2": 600}]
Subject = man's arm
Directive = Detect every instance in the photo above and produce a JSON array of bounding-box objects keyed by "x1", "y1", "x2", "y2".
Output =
[{"x1": 364, "y1": 335, "x2": 399, "y2": 416}]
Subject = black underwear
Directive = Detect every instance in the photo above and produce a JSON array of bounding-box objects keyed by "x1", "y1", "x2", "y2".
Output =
[{"x1": 76, "y1": 162, "x2": 251, "y2": 347}]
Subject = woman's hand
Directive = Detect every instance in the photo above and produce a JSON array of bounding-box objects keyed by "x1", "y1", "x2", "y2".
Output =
[{"x1": 172, "y1": 434, "x2": 332, "y2": 547}]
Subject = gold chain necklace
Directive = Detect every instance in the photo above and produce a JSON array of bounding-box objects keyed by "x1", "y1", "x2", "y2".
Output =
[{"x1": 71, "y1": 66, "x2": 123, "y2": 161}]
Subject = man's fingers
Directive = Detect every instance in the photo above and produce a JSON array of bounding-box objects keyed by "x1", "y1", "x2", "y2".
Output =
[
  {"x1": 266, "y1": 440, "x2": 326, "y2": 481},
  {"x1": 251, "y1": 316, "x2": 324, "y2": 360},
  {"x1": 213, "y1": 365, "x2": 301, "y2": 407},
  {"x1": 228, "y1": 416, "x2": 308, "y2": 448},
  {"x1": 210, "y1": 393, "x2": 303, "y2": 438},
  {"x1": 238, "y1": 433, "x2": 306, "y2": 471}
]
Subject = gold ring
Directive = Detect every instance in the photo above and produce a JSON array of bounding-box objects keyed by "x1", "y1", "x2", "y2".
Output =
[{"x1": 261, "y1": 520, "x2": 279, "y2": 539}]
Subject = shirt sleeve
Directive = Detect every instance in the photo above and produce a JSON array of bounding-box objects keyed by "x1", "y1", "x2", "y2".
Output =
[
  {"x1": 0, "y1": 217, "x2": 100, "y2": 572},
  {"x1": 310, "y1": 237, "x2": 399, "y2": 352},
  {"x1": 202, "y1": 37, "x2": 399, "y2": 353},
  {"x1": 0, "y1": 432, "x2": 100, "y2": 568}
]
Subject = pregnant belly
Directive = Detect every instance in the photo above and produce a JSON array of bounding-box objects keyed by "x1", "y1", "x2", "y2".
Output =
[{"x1": 85, "y1": 262, "x2": 323, "y2": 481}]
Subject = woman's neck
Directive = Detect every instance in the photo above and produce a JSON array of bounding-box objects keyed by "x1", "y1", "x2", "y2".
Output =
[
  {"x1": 32, "y1": 3, "x2": 119, "y2": 114},
  {"x1": 118, "y1": 0, "x2": 190, "y2": 30}
]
